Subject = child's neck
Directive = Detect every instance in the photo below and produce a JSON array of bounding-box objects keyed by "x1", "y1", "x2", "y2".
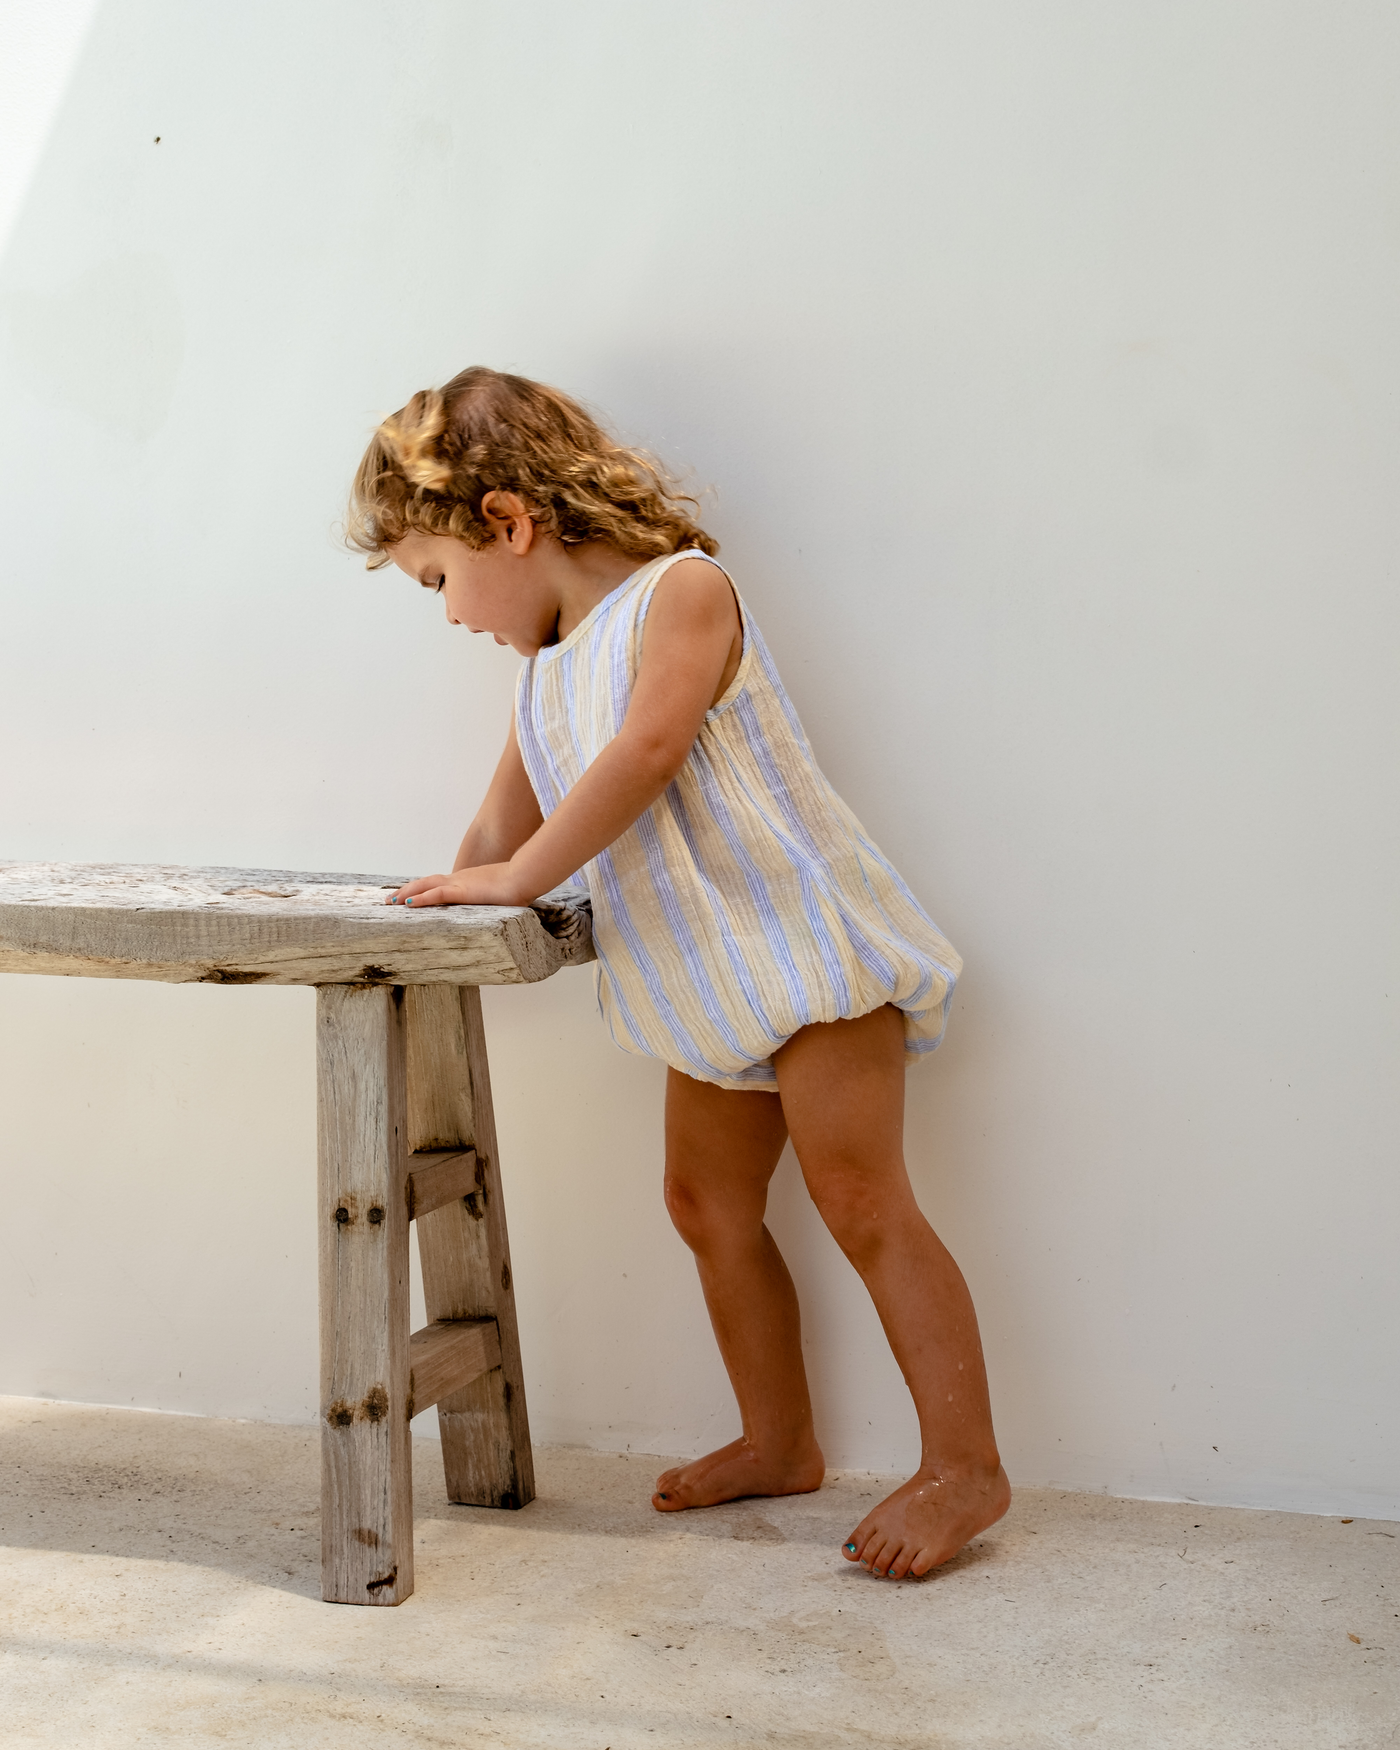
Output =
[{"x1": 550, "y1": 541, "x2": 649, "y2": 643}]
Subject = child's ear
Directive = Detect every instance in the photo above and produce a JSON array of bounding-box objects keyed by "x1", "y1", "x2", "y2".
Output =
[{"x1": 480, "y1": 490, "x2": 536, "y2": 552}]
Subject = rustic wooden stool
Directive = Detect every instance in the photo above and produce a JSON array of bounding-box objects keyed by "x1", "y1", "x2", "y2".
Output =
[{"x1": 0, "y1": 861, "x2": 593, "y2": 1606}]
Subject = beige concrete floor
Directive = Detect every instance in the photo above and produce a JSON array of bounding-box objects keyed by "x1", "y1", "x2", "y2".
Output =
[{"x1": 0, "y1": 1398, "x2": 1394, "y2": 1749}]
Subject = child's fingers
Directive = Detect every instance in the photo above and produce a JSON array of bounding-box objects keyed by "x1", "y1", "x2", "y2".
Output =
[
  {"x1": 400, "y1": 882, "x2": 455, "y2": 907},
  {"x1": 387, "y1": 875, "x2": 448, "y2": 904}
]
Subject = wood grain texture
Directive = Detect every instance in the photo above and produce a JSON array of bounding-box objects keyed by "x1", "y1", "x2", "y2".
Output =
[
  {"x1": 406, "y1": 1149, "x2": 480, "y2": 1222},
  {"x1": 454, "y1": 985, "x2": 536, "y2": 1508},
  {"x1": 405, "y1": 984, "x2": 535, "y2": 1510},
  {"x1": 0, "y1": 862, "x2": 593, "y2": 986},
  {"x1": 405, "y1": 985, "x2": 477, "y2": 1150},
  {"x1": 317, "y1": 984, "x2": 414, "y2": 1606},
  {"x1": 408, "y1": 1318, "x2": 502, "y2": 1414}
]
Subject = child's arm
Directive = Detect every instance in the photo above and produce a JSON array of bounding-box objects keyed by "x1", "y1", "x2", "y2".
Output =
[
  {"x1": 391, "y1": 559, "x2": 738, "y2": 908},
  {"x1": 449, "y1": 722, "x2": 546, "y2": 872}
]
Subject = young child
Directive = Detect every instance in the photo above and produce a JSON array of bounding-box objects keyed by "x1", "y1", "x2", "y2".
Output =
[{"x1": 348, "y1": 367, "x2": 1010, "y2": 1579}]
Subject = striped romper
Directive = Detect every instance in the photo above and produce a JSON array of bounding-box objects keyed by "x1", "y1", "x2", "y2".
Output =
[{"x1": 515, "y1": 550, "x2": 962, "y2": 1091}]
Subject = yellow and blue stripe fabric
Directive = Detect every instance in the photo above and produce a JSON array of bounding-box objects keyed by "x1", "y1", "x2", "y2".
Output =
[{"x1": 515, "y1": 551, "x2": 962, "y2": 1090}]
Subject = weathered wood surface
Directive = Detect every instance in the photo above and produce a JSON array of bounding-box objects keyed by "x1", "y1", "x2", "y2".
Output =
[
  {"x1": 408, "y1": 1317, "x2": 502, "y2": 1414},
  {"x1": 0, "y1": 861, "x2": 593, "y2": 986},
  {"x1": 317, "y1": 983, "x2": 414, "y2": 1606},
  {"x1": 406, "y1": 1148, "x2": 480, "y2": 1222},
  {"x1": 9, "y1": 861, "x2": 559, "y2": 1602},
  {"x1": 407, "y1": 985, "x2": 535, "y2": 1511}
]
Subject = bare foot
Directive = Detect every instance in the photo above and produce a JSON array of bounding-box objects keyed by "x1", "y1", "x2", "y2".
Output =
[
  {"x1": 842, "y1": 1464, "x2": 1011, "y2": 1578},
  {"x1": 652, "y1": 1436, "x2": 825, "y2": 1512}
]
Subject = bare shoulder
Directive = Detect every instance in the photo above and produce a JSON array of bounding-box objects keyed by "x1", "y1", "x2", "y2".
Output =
[
  {"x1": 647, "y1": 555, "x2": 737, "y2": 628},
  {"x1": 638, "y1": 555, "x2": 742, "y2": 704}
]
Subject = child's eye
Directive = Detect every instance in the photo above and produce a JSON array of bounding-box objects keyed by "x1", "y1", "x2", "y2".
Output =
[{"x1": 435, "y1": 576, "x2": 445, "y2": 593}]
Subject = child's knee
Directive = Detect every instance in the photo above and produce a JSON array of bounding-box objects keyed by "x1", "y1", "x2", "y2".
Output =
[
  {"x1": 804, "y1": 1164, "x2": 900, "y2": 1267},
  {"x1": 663, "y1": 1173, "x2": 710, "y2": 1247},
  {"x1": 663, "y1": 1173, "x2": 755, "y2": 1253}
]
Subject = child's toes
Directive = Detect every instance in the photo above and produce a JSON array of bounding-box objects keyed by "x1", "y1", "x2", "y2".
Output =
[
  {"x1": 884, "y1": 1542, "x2": 916, "y2": 1580},
  {"x1": 652, "y1": 1468, "x2": 687, "y2": 1510},
  {"x1": 863, "y1": 1535, "x2": 897, "y2": 1577},
  {"x1": 878, "y1": 1543, "x2": 903, "y2": 1579},
  {"x1": 844, "y1": 1512, "x2": 880, "y2": 1563}
]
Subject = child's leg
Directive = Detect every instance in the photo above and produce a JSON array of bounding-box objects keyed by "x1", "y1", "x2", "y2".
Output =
[
  {"x1": 652, "y1": 1069, "x2": 825, "y2": 1510},
  {"x1": 774, "y1": 1004, "x2": 1010, "y2": 1579}
]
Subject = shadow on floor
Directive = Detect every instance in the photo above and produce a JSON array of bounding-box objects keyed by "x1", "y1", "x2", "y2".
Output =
[
  {"x1": 0, "y1": 1400, "x2": 326, "y2": 1597},
  {"x1": 2, "y1": 1399, "x2": 990, "y2": 1600},
  {"x1": 5, "y1": 1398, "x2": 1394, "y2": 1749}
]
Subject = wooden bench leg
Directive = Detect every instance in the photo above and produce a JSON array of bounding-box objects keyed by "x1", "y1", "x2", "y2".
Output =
[
  {"x1": 316, "y1": 983, "x2": 413, "y2": 1605},
  {"x1": 405, "y1": 985, "x2": 535, "y2": 1511},
  {"x1": 315, "y1": 982, "x2": 533, "y2": 1605}
]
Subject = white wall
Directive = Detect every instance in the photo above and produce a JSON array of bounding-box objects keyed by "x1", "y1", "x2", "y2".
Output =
[{"x1": 1, "y1": 1, "x2": 1396, "y2": 1517}]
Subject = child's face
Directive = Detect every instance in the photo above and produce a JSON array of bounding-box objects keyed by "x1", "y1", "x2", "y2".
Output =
[{"x1": 388, "y1": 529, "x2": 556, "y2": 656}]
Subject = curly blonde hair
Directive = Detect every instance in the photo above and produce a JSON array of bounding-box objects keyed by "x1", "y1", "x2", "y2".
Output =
[{"x1": 346, "y1": 366, "x2": 718, "y2": 567}]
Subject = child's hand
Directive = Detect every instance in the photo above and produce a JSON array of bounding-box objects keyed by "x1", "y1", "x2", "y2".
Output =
[{"x1": 386, "y1": 865, "x2": 526, "y2": 907}]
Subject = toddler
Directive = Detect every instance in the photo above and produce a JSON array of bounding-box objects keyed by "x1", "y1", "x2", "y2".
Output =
[{"x1": 347, "y1": 367, "x2": 1009, "y2": 1578}]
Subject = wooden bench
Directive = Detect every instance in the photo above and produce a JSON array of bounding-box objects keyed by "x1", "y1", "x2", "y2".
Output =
[{"x1": 0, "y1": 861, "x2": 593, "y2": 1606}]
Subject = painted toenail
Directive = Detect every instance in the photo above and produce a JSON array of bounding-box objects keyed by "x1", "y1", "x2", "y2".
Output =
[{"x1": 844, "y1": 1542, "x2": 856, "y2": 1552}]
